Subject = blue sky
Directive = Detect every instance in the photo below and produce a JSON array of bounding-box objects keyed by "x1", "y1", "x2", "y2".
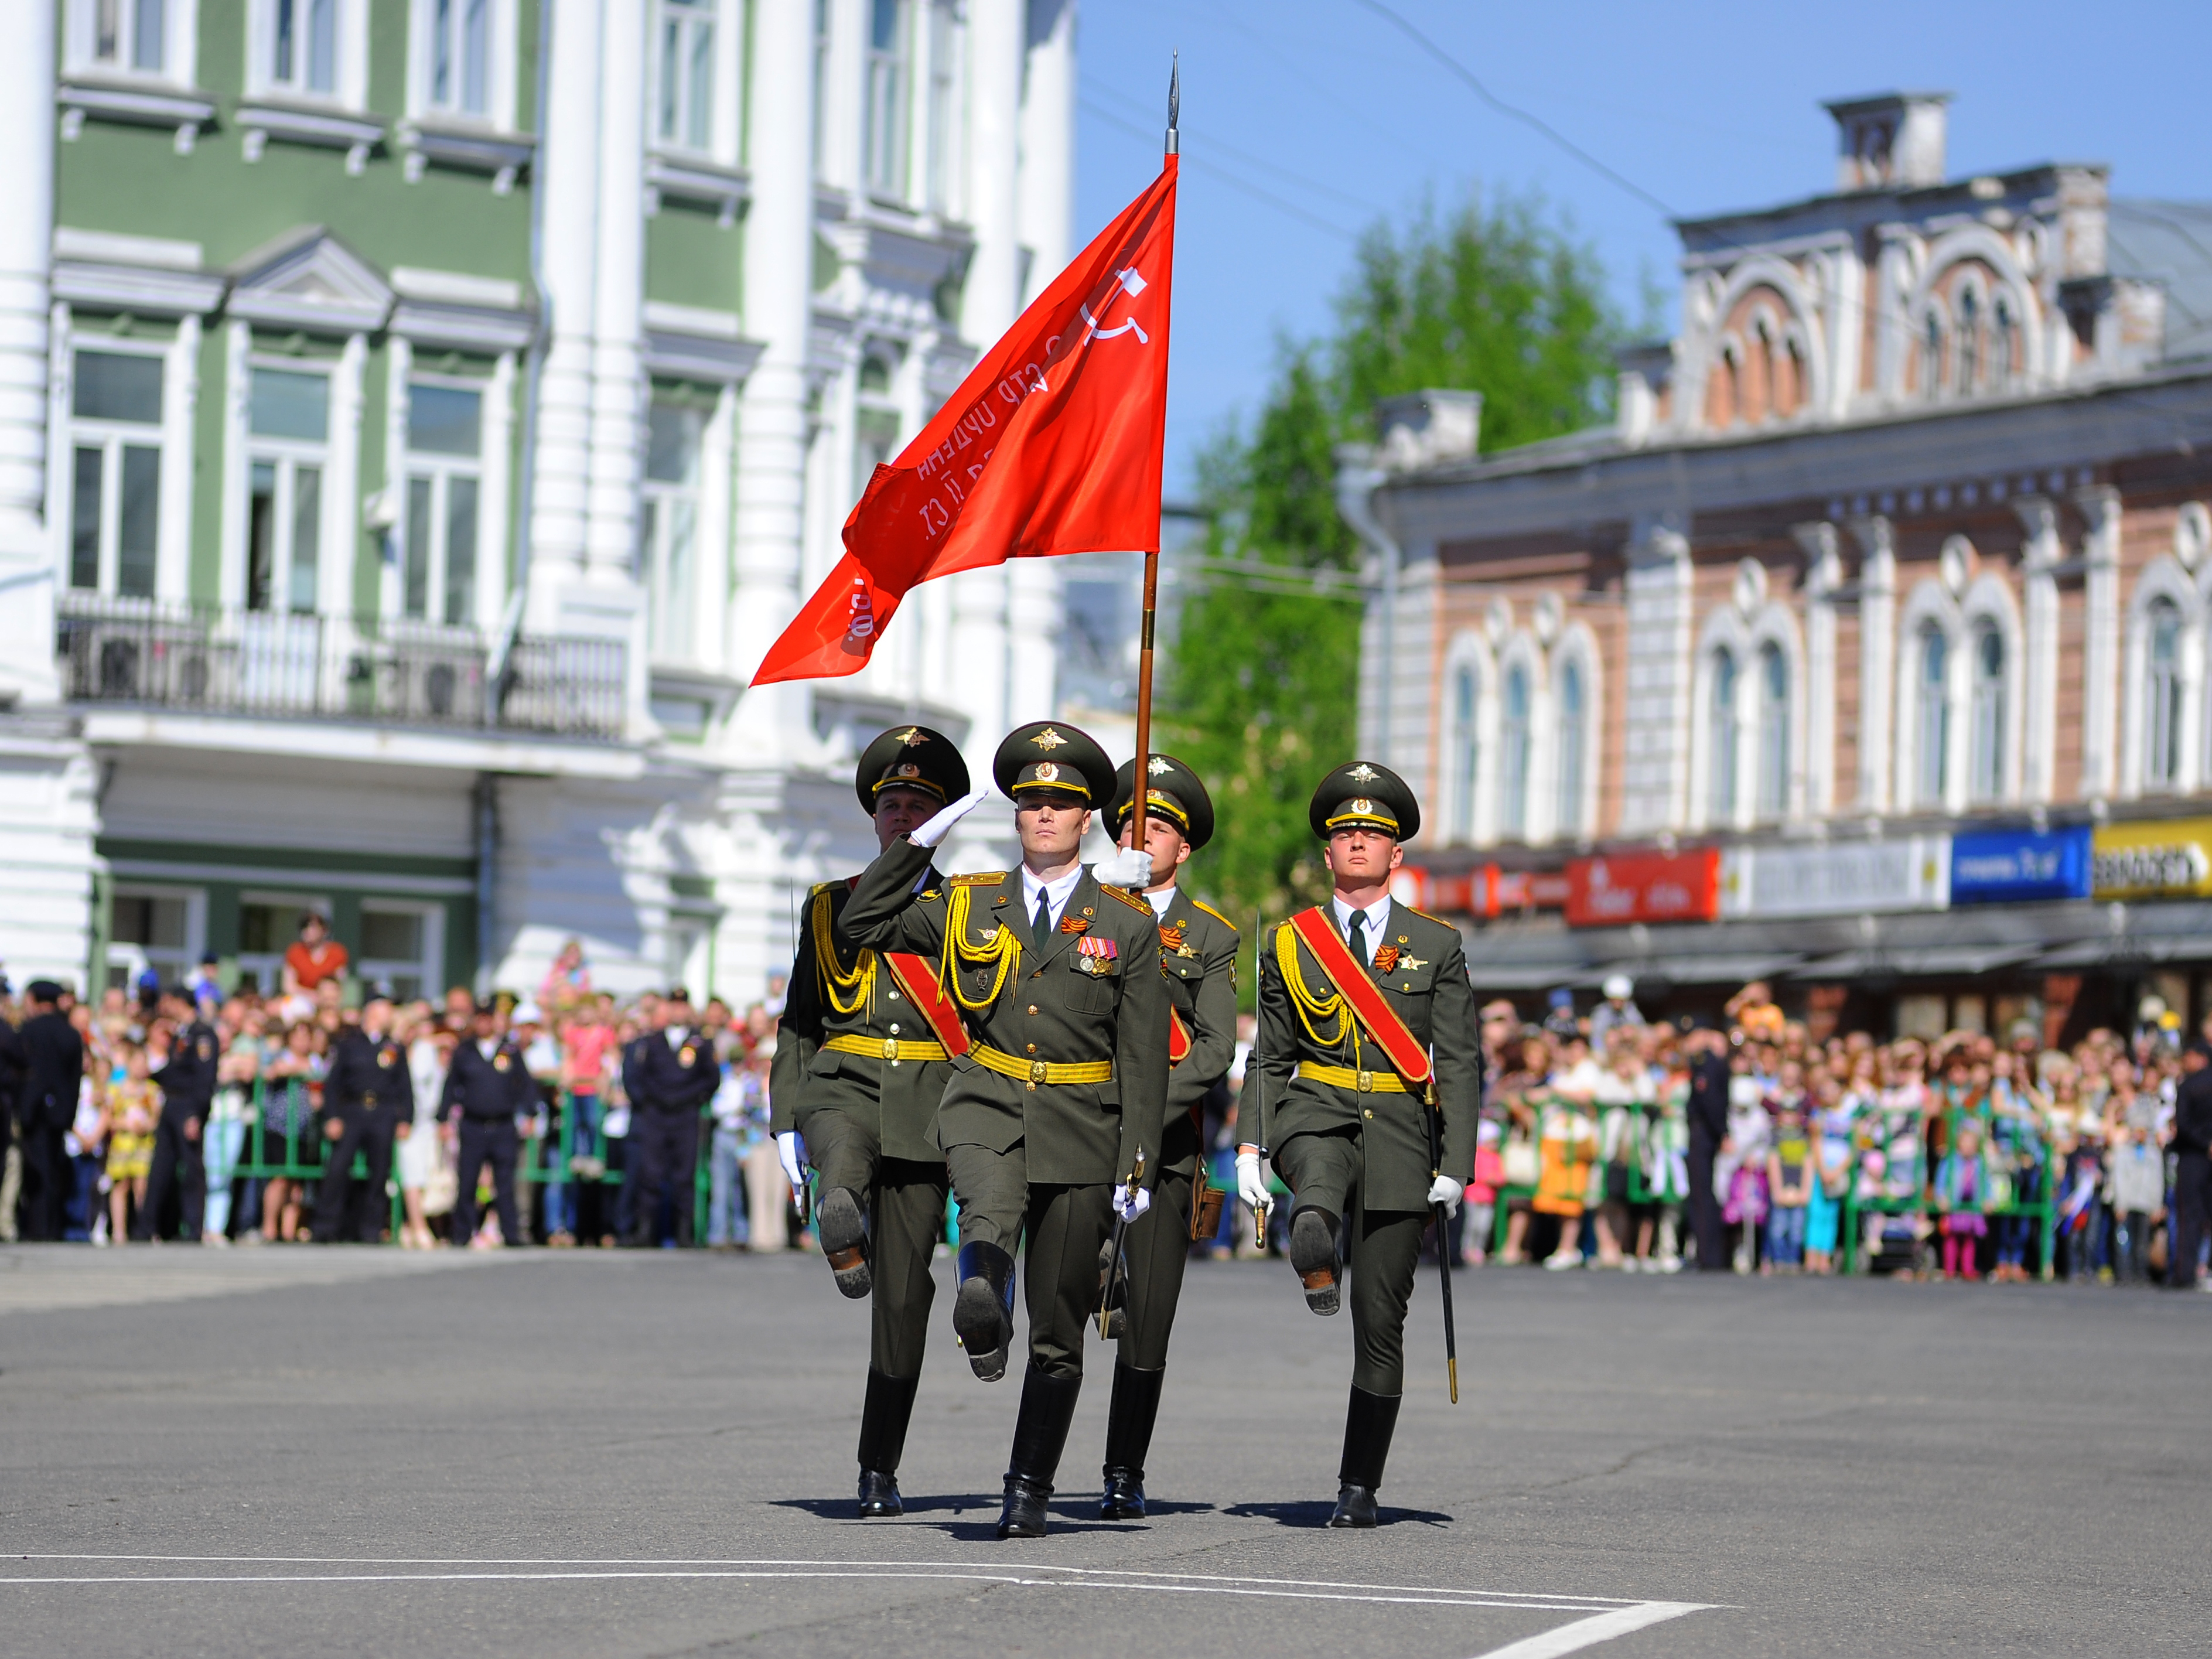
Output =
[{"x1": 1072, "y1": 0, "x2": 2212, "y2": 499}]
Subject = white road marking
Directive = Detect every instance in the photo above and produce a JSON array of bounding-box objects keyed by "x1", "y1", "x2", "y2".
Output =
[
  {"x1": 1467, "y1": 1599, "x2": 1715, "y2": 1658},
  {"x1": 2, "y1": 1555, "x2": 1718, "y2": 1646}
]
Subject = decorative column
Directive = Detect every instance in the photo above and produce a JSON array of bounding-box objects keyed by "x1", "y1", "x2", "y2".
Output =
[
  {"x1": 2077, "y1": 485, "x2": 2122, "y2": 799},
  {"x1": 2013, "y1": 496, "x2": 2061, "y2": 802},
  {"x1": 584, "y1": 0, "x2": 647, "y2": 585},
  {"x1": 0, "y1": 0, "x2": 57, "y2": 702},
  {"x1": 727, "y1": 0, "x2": 818, "y2": 755},
  {"x1": 1849, "y1": 515, "x2": 1895, "y2": 811},
  {"x1": 1795, "y1": 521, "x2": 1841, "y2": 817},
  {"x1": 1621, "y1": 521, "x2": 1694, "y2": 832}
]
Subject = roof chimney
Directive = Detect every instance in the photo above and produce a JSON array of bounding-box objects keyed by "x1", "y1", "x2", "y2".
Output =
[{"x1": 1824, "y1": 93, "x2": 1951, "y2": 192}]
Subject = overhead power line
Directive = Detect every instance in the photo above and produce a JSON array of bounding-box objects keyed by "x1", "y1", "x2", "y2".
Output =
[{"x1": 1080, "y1": 98, "x2": 1361, "y2": 243}]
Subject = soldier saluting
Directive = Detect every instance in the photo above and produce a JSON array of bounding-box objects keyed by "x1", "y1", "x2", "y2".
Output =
[
  {"x1": 771, "y1": 725, "x2": 971, "y2": 1518},
  {"x1": 1240, "y1": 762, "x2": 1480, "y2": 1528},
  {"x1": 841, "y1": 719, "x2": 1170, "y2": 1540},
  {"x1": 1095, "y1": 755, "x2": 1237, "y2": 1521}
]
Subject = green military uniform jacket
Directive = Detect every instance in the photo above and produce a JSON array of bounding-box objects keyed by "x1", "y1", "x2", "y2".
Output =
[
  {"x1": 1251, "y1": 899, "x2": 1482, "y2": 1211},
  {"x1": 842, "y1": 835, "x2": 1170, "y2": 1189},
  {"x1": 1149, "y1": 888, "x2": 1240, "y2": 1180},
  {"x1": 770, "y1": 870, "x2": 951, "y2": 1163}
]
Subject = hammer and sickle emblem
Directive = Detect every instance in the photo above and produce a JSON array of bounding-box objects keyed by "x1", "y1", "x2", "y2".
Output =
[{"x1": 1080, "y1": 268, "x2": 1151, "y2": 345}]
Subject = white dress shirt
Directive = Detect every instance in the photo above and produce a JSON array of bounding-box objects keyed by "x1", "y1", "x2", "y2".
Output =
[
  {"x1": 1020, "y1": 864, "x2": 1085, "y2": 934},
  {"x1": 1329, "y1": 893, "x2": 1393, "y2": 965},
  {"x1": 1145, "y1": 885, "x2": 1177, "y2": 916}
]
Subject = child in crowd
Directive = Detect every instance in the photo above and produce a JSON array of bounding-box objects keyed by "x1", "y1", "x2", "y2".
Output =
[
  {"x1": 1805, "y1": 1064, "x2": 1862, "y2": 1275},
  {"x1": 1764, "y1": 1100, "x2": 1814, "y2": 1274},
  {"x1": 2107, "y1": 1124, "x2": 2166, "y2": 1284},
  {"x1": 1636, "y1": 1061, "x2": 1690, "y2": 1272},
  {"x1": 102, "y1": 1043, "x2": 159, "y2": 1244},
  {"x1": 1533, "y1": 1042, "x2": 1601, "y2": 1270},
  {"x1": 1721, "y1": 1067, "x2": 1773, "y2": 1274},
  {"x1": 1933, "y1": 1119, "x2": 1990, "y2": 1282}
]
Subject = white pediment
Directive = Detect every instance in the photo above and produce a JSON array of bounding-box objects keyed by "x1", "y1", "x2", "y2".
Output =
[{"x1": 227, "y1": 226, "x2": 394, "y2": 334}]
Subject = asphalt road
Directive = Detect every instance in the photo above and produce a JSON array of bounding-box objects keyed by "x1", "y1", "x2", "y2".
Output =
[{"x1": 1, "y1": 1241, "x2": 2206, "y2": 1657}]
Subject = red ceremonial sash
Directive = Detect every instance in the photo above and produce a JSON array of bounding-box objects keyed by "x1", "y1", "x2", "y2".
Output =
[
  {"x1": 1285, "y1": 907, "x2": 1432, "y2": 1084},
  {"x1": 883, "y1": 951, "x2": 970, "y2": 1058},
  {"x1": 1168, "y1": 1006, "x2": 1191, "y2": 1065}
]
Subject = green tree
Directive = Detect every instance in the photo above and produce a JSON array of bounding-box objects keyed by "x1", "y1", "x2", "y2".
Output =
[{"x1": 1162, "y1": 186, "x2": 1621, "y2": 970}]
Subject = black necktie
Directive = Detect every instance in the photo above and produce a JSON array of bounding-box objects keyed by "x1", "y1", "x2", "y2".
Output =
[
  {"x1": 1346, "y1": 908, "x2": 1367, "y2": 967},
  {"x1": 1034, "y1": 889, "x2": 1053, "y2": 943}
]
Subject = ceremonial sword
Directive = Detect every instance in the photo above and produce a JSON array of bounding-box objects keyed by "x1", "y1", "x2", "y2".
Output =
[
  {"x1": 1424, "y1": 1083, "x2": 1460, "y2": 1404},
  {"x1": 1098, "y1": 1146, "x2": 1148, "y2": 1340}
]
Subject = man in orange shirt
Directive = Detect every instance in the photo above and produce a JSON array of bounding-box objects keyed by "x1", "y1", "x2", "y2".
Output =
[{"x1": 282, "y1": 913, "x2": 349, "y2": 996}]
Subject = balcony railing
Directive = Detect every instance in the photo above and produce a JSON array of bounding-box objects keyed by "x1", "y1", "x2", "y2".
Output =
[{"x1": 55, "y1": 594, "x2": 627, "y2": 740}]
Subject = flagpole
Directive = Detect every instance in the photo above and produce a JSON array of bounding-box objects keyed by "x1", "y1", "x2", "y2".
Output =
[{"x1": 1132, "y1": 54, "x2": 1178, "y2": 856}]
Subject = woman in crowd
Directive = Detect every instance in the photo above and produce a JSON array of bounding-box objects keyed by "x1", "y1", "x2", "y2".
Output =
[
  {"x1": 1633, "y1": 1036, "x2": 1689, "y2": 1272},
  {"x1": 1533, "y1": 1035, "x2": 1602, "y2": 1271},
  {"x1": 201, "y1": 1006, "x2": 261, "y2": 1244},
  {"x1": 1492, "y1": 1033, "x2": 1552, "y2": 1265},
  {"x1": 1804, "y1": 1060, "x2": 1863, "y2": 1275},
  {"x1": 1933, "y1": 1117, "x2": 1991, "y2": 1281},
  {"x1": 259, "y1": 1020, "x2": 325, "y2": 1242},
  {"x1": 1764, "y1": 1098, "x2": 1814, "y2": 1274},
  {"x1": 398, "y1": 1006, "x2": 454, "y2": 1249}
]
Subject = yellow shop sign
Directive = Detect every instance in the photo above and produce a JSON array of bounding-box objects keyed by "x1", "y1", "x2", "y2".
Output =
[{"x1": 2091, "y1": 818, "x2": 2212, "y2": 898}]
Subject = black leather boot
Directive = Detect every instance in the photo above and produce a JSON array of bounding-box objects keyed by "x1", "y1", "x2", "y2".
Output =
[
  {"x1": 1291, "y1": 1207, "x2": 1342, "y2": 1315},
  {"x1": 1099, "y1": 1360, "x2": 1165, "y2": 1519},
  {"x1": 996, "y1": 1365, "x2": 1082, "y2": 1539},
  {"x1": 817, "y1": 1187, "x2": 872, "y2": 1299},
  {"x1": 953, "y1": 1241, "x2": 1018, "y2": 1381},
  {"x1": 1327, "y1": 1385, "x2": 1401, "y2": 1528},
  {"x1": 855, "y1": 1368, "x2": 919, "y2": 1517}
]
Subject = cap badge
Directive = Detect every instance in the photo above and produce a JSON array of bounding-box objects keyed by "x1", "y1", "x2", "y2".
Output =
[
  {"x1": 1034, "y1": 761, "x2": 1060, "y2": 783},
  {"x1": 1350, "y1": 797, "x2": 1374, "y2": 815},
  {"x1": 1032, "y1": 728, "x2": 1067, "y2": 750},
  {"x1": 1147, "y1": 755, "x2": 1173, "y2": 776},
  {"x1": 892, "y1": 762, "x2": 922, "y2": 780},
  {"x1": 1348, "y1": 763, "x2": 1380, "y2": 783},
  {"x1": 898, "y1": 727, "x2": 927, "y2": 746}
]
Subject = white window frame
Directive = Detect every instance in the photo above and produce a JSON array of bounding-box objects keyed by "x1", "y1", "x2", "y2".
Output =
[
  {"x1": 65, "y1": 0, "x2": 202, "y2": 84},
  {"x1": 357, "y1": 899, "x2": 444, "y2": 1003},
  {"x1": 640, "y1": 397, "x2": 706, "y2": 663},
  {"x1": 1548, "y1": 624, "x2": 1603, "y2": 842},
  {"x1": 1966, "y1": 618, "x2": 2008, "y2": 803},
  {"x1": 1497, "y1": 658, "x2": 1532, "y2": 842},
  {"x1": 242, "y1": 358, "x2": 337, "y2": 616},
  {"x1": 396, "y1": 369, "x2": 490, "y2": 629},
  {"x1": 407, "y1": 0, "x2": 516, "y2": 129},
  {"x1": 862, "y1": 0, "x2": 913, "y2": 202},
  {"x1": 246, "y1": 0, "x2": 370, "y2": 110},
  {"x1": 108, "y1": 882, "x2": 207, "y2": 994},
  {"x1": 59, "y1": 336, "x2": 172, "y2": 602},
  {"x1": 1439, "y1": 628, "x2": 1497, "y2": 848},
  {"x1": 648, "y1": 0, "x2": 742, "y2": 166},
  {"x1": 2120, "y1": 557, "x2": 2207, "y2": 801},
  {"x1": 920, "y1": 0, "x2": 964, "y2": 216},
  {"x1": 235, "y1": 890, "x2": 332, "y2": 995},
  {"x1": 1754, "y1": 639, "x2": 1790, "y2": 822}
]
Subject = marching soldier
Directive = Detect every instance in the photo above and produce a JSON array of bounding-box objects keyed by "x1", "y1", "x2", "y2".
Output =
[
  {"x1": 440, "y1": 1002, "x2": 533, "y2": 1246},
  {"x1": 771, "y1": 724, "x2": 971, "y2": 1518},
  {"x1": 1240, "y1": 762, "x2": 1480, "y2": 1528},
  {"x1": 1096, "y1": 755, "x2": 1238, "y2": 1520},
  {"x1": 841, "y1": 720, "x2": 1170, "y2": 1539},
  {"x1": 622, "y1": 988, "x2": 722, "y2": 1247},
  {"x1": 315, "y1": 994, "x2": 412, "y2": 1243},
  {"x1": 136, "y1": 988, "x2": 216, "y2": 1241}
]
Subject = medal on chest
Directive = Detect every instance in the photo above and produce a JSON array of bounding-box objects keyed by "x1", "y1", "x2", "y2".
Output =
[
  {"x1": 493, "y1": 1053, "x2": 510, "y2": 1072},
  {"x1": 680, "y1": 1046, "x2": 697, "y2": 1066},
  {"x1": 1075, "y1": 935, "x2": 1118, "y2": 976}
]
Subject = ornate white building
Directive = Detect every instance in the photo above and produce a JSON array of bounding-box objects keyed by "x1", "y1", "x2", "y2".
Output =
[{"x1": 0, "y1": 0, "x2": 1078, "y2": 1003}]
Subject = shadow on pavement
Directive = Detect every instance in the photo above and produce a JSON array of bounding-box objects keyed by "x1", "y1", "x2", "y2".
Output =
[{"x1": 1223, "y1": 1499, "x2": 1455, "y2": 1528}]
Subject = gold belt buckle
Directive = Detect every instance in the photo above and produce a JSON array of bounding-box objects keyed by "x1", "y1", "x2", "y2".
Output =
[
  {"x1": 881, "y1": 1037, "x2": 900, "y2": 1060},
  {"x1": 1029, "y1": 1059, "x2": 1049, "y2": 1087},
  {"x1": 1355, "y1": 1069, "x2": 1374, "y2": 1094}
]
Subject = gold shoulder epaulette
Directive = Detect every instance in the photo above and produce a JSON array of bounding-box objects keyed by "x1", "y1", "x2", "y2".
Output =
[
  {"x1": 1101, "y1": 884, "x2": 1151, "y2": 913},
  {"x1": 808, "y1": 880, "x2": 839, "y2": 898},
  {"x1": 1404, "y1": 904, "x2": 1453, "y2": 927},
  {"x1": 951, "y1": 871, "x2": 1005, "y2": 887},
  {"x1": 1192, "y1": 899, "x2": 1239, "y2": 932}
]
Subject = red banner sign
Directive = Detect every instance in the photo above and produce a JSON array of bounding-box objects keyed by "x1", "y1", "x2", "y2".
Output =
[{"x1": 1565, "y1": 850, "x2": 1721, "y2": 927}]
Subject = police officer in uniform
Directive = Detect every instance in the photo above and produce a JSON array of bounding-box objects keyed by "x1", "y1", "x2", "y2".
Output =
[
  {"x1": 16, "y1": 982, "x2": 83, "y2": 1241},
  {"x1": 440, "y1": 1003, "x2": 532, "y2": 1245},
  {"x1": 1095, "y1": 755, "x2": 1238, "y2": 1520},
  {"x1": 623, "y1": 988, "x2": 721, "y2": 1247},
  {"x1": 1241, "y1": 763, "x2": 1480, "y2": 1528},
  {"x1": 772, "y1": 725, "x2": 970, "y2": 1517},
  {"x1": 137, "y1": 988, "x2": 217, "y2": 1241},
  {"x1": 315, "y1": 994, "x2": 412, "y2": 1243},
  {"x1": 841, "y1": 720, "x2": 1171, "y2": 1539}
]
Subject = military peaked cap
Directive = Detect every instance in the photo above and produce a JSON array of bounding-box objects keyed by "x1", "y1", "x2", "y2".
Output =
[
  {"x1": 854, "y1": 723, "x2": 970, "y2": 815},
  {"x1": 993, "y1": 721, "x2": 1112, "y2": 808},
  {"x1": 1107, "y1": 753, "x2": 1215, "y2": 851},
  {"x1": 1308, "y1": 760, "x2": 1421, "y2": 842}
]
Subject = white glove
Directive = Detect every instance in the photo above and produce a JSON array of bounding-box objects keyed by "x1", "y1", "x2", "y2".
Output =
[
  {"x1": 1427, "y1": 1175, "x2": 1465, "y2": 1217},
  {"x1": 1111, "y1": 1184, "x2": 1151, "y2": 1224},
  {"x1": 1236, "y1": 1148, "x2": 1270, "y2": 1211},
  {"x1": 911, "y1": 786, "x2": 992, "y2": 849},
  {"x1": 777, "y1": 1130, "x2": 807, "y2": 1194},
  {"x1": 1090, "y1": 846, "x2": 1153, "y2": 889}
]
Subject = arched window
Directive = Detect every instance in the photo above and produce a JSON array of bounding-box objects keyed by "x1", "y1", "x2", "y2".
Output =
[
  {"x1": 1756, "y1": 641, "x2": 1789, "y2": 819},
  {"x1": 1957, "y1": 288, "x2": 1980, "y2": 394},
  {"x1": 1555, "y1": 657, "x2": 1585, "y2": 837},
  {"x1": 1449, "y1": 664, "x2": 1480, "y2": 840},
  {"x1": 1708, "y1": 648, "x2": 1739, "y2": 821},
  {"x1": 1992, "y1": 296, "x2": 2018, "y2": 388},
  {"x1": 2146, "y1": 599, "x2": 2183, "y2": 789},
  {"x1": 1968, "y1": 622, "x2": 2005, "y2": 803},
  {"x1": 1923, "y1": 313, "x2": 1943, "y2": 400},
  {"x1": 1916, "y1": 625, "x2": 1950, "y2": 805},
  {"x1": 1499, "y1": 664, "x2": 1531, "y2": 840}
]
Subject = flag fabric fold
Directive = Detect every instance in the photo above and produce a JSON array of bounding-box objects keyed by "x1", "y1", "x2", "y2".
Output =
[{"x1": 752, "y1": 158, "x2": 1178, "y2": 687}]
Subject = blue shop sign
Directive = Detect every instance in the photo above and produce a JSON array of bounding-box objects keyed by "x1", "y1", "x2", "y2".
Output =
[{"x1": 1950, "y1": 826, "x2": 2092, "y2": 903}]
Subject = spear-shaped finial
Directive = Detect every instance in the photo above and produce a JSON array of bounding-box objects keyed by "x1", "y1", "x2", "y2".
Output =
[{"x1": 1165, "y1": 51, "x2": 1179, "y2": 156}]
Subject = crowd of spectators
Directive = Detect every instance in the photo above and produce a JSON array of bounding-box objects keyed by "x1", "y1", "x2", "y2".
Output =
[{"x1": 4, "y1": 912, "x2": 2208, "y2": 1292}]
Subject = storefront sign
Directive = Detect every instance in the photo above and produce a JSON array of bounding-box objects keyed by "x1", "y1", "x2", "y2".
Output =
[
  {"x1": 1718, "y1": 837, "x2": 1951, "y2": 919},
  {"x1": 1392, "y1": 865, "x2": 1568, "y2": 919},
  {"x1": 1951, "y1": 826, "x2": 2092, "y2": 904},
  {"x1": 1565, "y1": 849, "x2": 1721, "y2": 927},
  {"x1": 2091, "y1": 818, "x2": 2212, "y2": 898}
]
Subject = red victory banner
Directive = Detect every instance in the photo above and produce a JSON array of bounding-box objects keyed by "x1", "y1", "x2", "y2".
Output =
[{"x1": 751, "y1": 158, "x2": 1178, "y2": 686}]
